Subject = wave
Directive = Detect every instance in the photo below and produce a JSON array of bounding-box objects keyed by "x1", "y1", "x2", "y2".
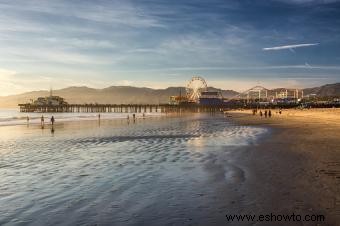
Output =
[{"x1": 0, "y1": 109, "x2": 163, "y2": 126}]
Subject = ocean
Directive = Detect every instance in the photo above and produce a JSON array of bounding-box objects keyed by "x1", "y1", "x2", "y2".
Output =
[{"x1": 0, "y1": 108, "x2": 160, "y2": 126}]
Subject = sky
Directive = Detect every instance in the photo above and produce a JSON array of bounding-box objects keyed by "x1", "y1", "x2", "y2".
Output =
[{"x1": 0, "y1": 0, "x2": 340, "y2": 95}]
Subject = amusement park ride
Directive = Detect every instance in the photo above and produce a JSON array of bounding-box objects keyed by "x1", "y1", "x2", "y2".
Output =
[
  {"x1": 18, "y1": 75, "x2": 336, "y2": 113},
  {"x1": 170, "y1": 76, "x2": 305, "y2": 106},
  {"x1": 170, "y1": 76, "x2": 224, "y2": 105},
  {"x1": 186, "y1": 76, "x2": 208, "y2": 102}
]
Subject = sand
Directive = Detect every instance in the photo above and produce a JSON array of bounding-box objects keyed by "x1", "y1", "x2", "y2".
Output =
[
  {"x1": 0, "y1": 114, "x2": 267, "y2": 225},
  {"x1": 0, "y1": 111, "x2": 339, "y2": 225},
  {"x1": 226, "y1": 108, "x2": 340, "y2": 225}
]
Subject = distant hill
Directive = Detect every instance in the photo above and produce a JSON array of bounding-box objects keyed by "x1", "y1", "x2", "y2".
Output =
[
  {"x1": 1, "y1": 83, "x2": 339, "y2": 108},
  {"x1": 0, "y1": 86, "x2": 239, "y2": 107},
  {"x1": 303, "y1": 83, "x2": 340, "y2": 97}
]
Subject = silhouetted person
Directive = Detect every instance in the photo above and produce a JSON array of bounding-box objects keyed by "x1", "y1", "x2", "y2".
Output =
[
  {"x1": 41, "y1": 115, "x2": 44, "y2": 128},
  {"x1": 260, "y1": 111, "x2": 263, "y2": 117},
  {"x1": 98, "y1": 114, "x2": 101, "y2": 120},
  {"x1": 252, "y1": 109, "x2": 256, "y2": 115},
  {"x1": 264, "y1": 110, "x2": 267, "y2": 118},
  {"x1": 268, "y1": 110, "x2": 272, "y2": 117},
  {"x1": 279, "y1": 109, "x2": 282, "y2": 115},
  {"x1": 51, "y1": 116, "x2": 55, "y2": 125},
  {"x1": 133, "y1": 114, "x2": 136, "y2": 123}
]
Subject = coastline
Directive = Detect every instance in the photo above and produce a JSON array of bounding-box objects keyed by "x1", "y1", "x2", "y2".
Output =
[
  {"x1": 226, "y1": 108, "x2": 340, "y2": 225},
  {"x1": 0, "y1": 107, "x2": 165, "y2": 127},
  {"x1": 0, "y1": 112, "x2": 172, "y2": 140}
]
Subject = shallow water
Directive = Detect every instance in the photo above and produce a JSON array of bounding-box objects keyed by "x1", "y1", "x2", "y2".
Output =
[
  {"x1": 0, "y1": 108, "x2": 160, "y2": 126},
  {"x1": 0, "y1": 114, "x2": 267, "y2": 226}
]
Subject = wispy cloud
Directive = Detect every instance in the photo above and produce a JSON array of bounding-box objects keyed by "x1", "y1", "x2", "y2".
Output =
[
  {"x1": 263, "y1": 43, "x2": 319, "y2": 51},
  {"x1": 274, "y1": 0, "x2": 340, "y2": 4},
  {"x1": 0, "y1": 1, "x2": 165, "y2": 28},
  {"x1": 0, "y1": 0, "x2": 339, "y2": 95},
  {"x1": 109, "y1": 65, "x2": 340, "y2": 73}
]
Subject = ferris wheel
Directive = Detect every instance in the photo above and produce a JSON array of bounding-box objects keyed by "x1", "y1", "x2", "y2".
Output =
[{"x1": 186, "y1": 76, "x2": 208, "y2": 102}]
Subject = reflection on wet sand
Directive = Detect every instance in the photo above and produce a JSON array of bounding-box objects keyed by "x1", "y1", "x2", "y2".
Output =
[{"x1": 0, "y1": 115, "x2": 266, "y2": 225}]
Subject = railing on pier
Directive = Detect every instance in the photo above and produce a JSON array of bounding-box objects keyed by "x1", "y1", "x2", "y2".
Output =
[{"x1": 18, "y1": 103, "x2": 225, "y2": 113}]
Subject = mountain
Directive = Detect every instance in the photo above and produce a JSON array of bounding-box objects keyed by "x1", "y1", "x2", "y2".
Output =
[
  {"x1": 303, "y1": 83, "x2": 340, "y2": 97},
  {"x1": 1, "y1": 83, "x2": 339, "y2": 108},
  {"x1": 0, "y1": 86, "x2": 239, "y2": 107}
]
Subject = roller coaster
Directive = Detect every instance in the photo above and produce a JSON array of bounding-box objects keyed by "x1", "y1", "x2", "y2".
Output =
[
  {"x1": 226, "y1": 86, "x2": 303, "y2": 103},
  {"x1": 183, "y1": 76, "x2": 304, "y2": 104}
]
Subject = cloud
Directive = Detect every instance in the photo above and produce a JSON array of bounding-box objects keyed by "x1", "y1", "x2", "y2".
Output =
[
  {"x1": 0, "y1": 68, "x2": 29, "y2": 96},
  {"x1": 263, "y1": 43, "x2": 319, "y2": 51},
  {"x1": 274, "y1": 0, "x2": 340, "y2": 4},
  {"x1": 109, "y1": 65, "x2": 340, "y2": 73},
  {"x1": 0, "y1": 68, "x2": 16, "y2": 77},
  {"x1": 0, "y1": 0, "x2": 165, "y2": 28},
  {"x1": 0, "y1": 0, "x2": 338, "y2": 96}
]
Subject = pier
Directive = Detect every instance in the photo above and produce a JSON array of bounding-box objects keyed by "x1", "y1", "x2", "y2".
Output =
[
  {"x1": 18, "y1": 103, "x2": 225, "y2": 113},
  {"x1": 18, "y1": 77, "x2": 340, "y2": 114}
]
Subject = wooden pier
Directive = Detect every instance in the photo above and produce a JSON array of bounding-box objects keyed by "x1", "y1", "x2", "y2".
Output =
[{"x1": 18, "y1": 103, "x2": 225, "y2": 113}]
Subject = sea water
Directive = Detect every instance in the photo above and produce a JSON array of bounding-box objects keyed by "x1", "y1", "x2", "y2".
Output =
[{"x1": 0, "y1": 108, "x2": 160, "y2": 126}]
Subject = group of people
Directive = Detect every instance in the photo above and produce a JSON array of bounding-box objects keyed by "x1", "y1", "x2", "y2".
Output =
[
  {"x1": 40, "y1": 115, "x2": 55, "y2": 127},
  {"x1": 26, "y1": 115, "x2": 55, "y2": 128},
  {"x1": 26, "y1": 112, "x2": 147, "y2": 128},
  {"x1": 126, "y1": 113, "x2": 146, "y2": 123},
  {"x1": 252, "y1": 109, "x2": 272, "y2": 118}
]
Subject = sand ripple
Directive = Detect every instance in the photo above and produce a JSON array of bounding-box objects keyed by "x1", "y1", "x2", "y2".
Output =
[{"x1": 0, "y1": 115, "x2": 267, "y2": 225}]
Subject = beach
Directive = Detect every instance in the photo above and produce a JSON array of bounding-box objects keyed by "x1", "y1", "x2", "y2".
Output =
[
  {"x1": 1, "y1": 0, "x2": 340, "y2": 224},
  {"x1": 0, "y1": 113, "x2": 267, "y2": 225},
  {"x1": 0, "y1": 110, "x2": 339, "y2": 225},
  {"x1": 227, "y1": 108, "x2": 340, "y2": 225}
]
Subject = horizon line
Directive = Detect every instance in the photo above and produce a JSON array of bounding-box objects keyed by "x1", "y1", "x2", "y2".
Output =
[{"x1": 1, "y1": 81, "x2": 339, "y2": 98}]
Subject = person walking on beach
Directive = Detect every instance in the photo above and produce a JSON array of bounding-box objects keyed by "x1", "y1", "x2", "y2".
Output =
[
  {"x1": 51, "y1": 116, "x2": 55, "y2": 125},
  {"x1": 268, "y1": 110, "x2": 272, "y2": 118},
  {"x1": 252, "y1": 109, "x2": 256, "y2": 115},
  {"x1": 41, "y1": 115, "x2": 44, "y2": 127},
  {"x1": 264, "y1": 110, "x2": 267, "y2": 118},
  {"x1": 98, "y1": 114, "x2": 101, "y2": 121},
  {"x1": 260, "y1": 110, "x2": 263, "y2": 117},
  {"x1": 132, "y1": 113, "x2": 136, "y2": 123}
]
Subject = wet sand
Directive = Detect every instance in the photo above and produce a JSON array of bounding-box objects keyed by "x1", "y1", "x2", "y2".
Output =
[
  {"x1": 0, "y1": 111, "x2": 339, "y2": 225},
  {"x1": 227, "y1": 109, "x2": 340, "y2": 225},
  {"x1": 0, "y1": 114, "x2": 268, "y2": 226}
]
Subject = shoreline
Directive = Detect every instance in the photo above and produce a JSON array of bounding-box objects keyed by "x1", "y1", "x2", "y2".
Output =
[
  {"x1": 0, "y1": 112, "x2": 219, "y2": 139},
  {"x1": 0, "y1": 110, "x2": 165, "y2": 127},
  {"x1": 226, "y1": 108, "x2": 340, "y2": 225}
]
